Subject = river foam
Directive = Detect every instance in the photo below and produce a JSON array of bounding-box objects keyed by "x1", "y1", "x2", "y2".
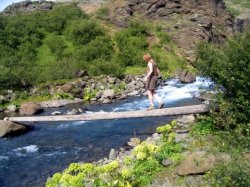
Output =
[{"x1": 13, "y1": 145, "x2": 39, "y2": 156}]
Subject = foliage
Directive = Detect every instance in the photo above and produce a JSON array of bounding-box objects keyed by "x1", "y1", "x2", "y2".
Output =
[
  {"x1": 191, "y1": 116, "x2": 217, "y2": 136},
  {"x1": 65, "y1": 20, "x2": 105, "y2": 45},
  {"x1": 44, "y1": 35, "x2": 66, "y2": 60},
  {"x1": 206, "y1": 158, "x2": 250, "y2": 187},
  {"x1": 53, "y1": 92, "x2": 74, "y2": 100},
  {"x1": 87, "y1": 59, "x2": 125, "y2": 78},
  {"x1": 115, "y1": 21, "x2": 149, "y2": 67},
  {"x1": 83, "y1": 88, "x2": 97, "y2": 101},
  {"x1": 156, "y1": 120, "x2": 177, "y2": 142},
  {"x1": 80, "y1": 36, "x2": 114, "y2": 62},
  {"x1": 46, "y1": 120, "x2": 184, "y2": 187},
  {"x1": 196, "y1": 30, "x2": 250, "y2": 129}
]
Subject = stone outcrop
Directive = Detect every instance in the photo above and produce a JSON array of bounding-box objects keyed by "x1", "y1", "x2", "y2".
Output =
[
  {"x1": 110, "y1": 0, "x2": 234, "y2": 62},
  {"x1": 19, "y1": 102, "x2": 44, "y2": 115},
  {"x1": 3, "y1": 1, "x2": 54, "y2": 14},
  {"x1": 0, "y1": 120, "x2": 32, "y2": 137},
  {"x1": 40, "y1": 98, "x2": 83, "y2": 108},
  {"x1": 175, "y1": 69, "x2": 196, "y2": 83},
  {"x1": 175, "y1": 151, "x2": 231, "y2": 176}
]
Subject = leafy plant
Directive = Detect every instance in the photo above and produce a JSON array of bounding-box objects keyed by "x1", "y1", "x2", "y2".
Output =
[{"x1": 196, "y1": 30, "x2": 250, "y2": 128}]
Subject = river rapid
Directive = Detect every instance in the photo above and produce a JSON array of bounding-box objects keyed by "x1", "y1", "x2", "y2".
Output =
[{"x1": 0, "y1": 77, "x2": 214, "y2": 187}]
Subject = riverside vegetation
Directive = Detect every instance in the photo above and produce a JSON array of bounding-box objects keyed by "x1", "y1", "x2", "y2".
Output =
[
  {"x1": 0, "y1": 3, "x2": 186, "y2": 108},
  {"x1": 0, "y1": 1, "x2": 249, "y2": 186},
  {"x1": 46, "y1": 27, "x2": 250, "y2": 187},
  {"x1": 0, "y1": 4, "x2": 185, "y2": 90}
]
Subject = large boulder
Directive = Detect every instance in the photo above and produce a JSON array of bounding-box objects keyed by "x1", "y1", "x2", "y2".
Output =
[
  {"x1": 175, "y1": 151, "x2": 230, "y2": 176},
  {"x1": 6, "y1": 105, "x2": 17, "y2": 112},
  {"x1": 175, "y1": 69, "x2": 196, "y2": 83},
  {"x1": 102, "y1": 89, "x2": 115, "y2": 99},
  {"x1": 0, "y1": 95, "x2": 6, "y2": 105},
  {"x1": 19, "y1": 102, "x2": 44, "y2": 115},
  {"x1": 0, "y1": 120, "x2": 31, "y2": 137}
]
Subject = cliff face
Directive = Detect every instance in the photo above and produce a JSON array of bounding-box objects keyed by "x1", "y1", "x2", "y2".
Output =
[
  {"x1": 110, "y1": 0, "x2": 234, "y2": 62},
  {"x1": 3, "y1": 1, "x2": 54, "y2": 14}
]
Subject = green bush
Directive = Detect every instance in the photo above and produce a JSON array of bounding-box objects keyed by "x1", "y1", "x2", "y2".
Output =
[
  {"x1": 115, "y1": 22, "x2": 149, "y2": 66},
  {"x1": 80, "y1": 36, "x2": 114, "y2": 61},
  {"x1": 88, "y1": 59, "x2": 125, "y2": 78},
  {"x1": 65, "y1": 20, "x2": 105, "y2": 45},
  {"x1": 44, "y1": 35, "x2": 66, "y2": 59},
  {"x1": 191, "y1": 117, "x2": 217, "y2": 136},
  {"x1": 196, "y1": 30, "x2": 250, "y2": 128},
  {"x1": 206, "y1": 158, "x2": 250, "y2": 187},
  {"x1": 42, "y1": 5, "x2": 86, "y2": 34}
]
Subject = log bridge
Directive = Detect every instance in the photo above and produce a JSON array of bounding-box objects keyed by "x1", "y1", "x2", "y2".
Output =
[{"x1": 4, "y1": 104, "x2": 210, "y2": 122}]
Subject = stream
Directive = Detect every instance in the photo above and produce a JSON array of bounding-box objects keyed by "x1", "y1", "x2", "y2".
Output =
[{"x1": 0, "y1": 77, "x2": 214, "y2": 187}]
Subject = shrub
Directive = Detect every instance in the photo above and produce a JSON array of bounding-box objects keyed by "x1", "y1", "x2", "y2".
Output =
[
  {"x1": 206, "y1": 158, "x2": 250, "y2": 187},
  {"x1": 115, "y1": 22, "x2": 149, "y2": 66},
  {"x1": 80, "y1": 36, "x2": 114, "y2": 61},
  {"x1": 65, "y1": 20, "x2": 105, "y2": 45},
  {"x1": 44, "y1": 35, "x2": 66, "y2": 59},
  {"x1": 87, "y1": 59, "x2": 125, "y2": 78},
  {"x1": 196, "y1": 30, "x2": 250, "y2": 128}
]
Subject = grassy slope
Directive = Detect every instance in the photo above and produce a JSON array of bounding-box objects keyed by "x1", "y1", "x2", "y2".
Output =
[{"x1": 224, "y1": 0, "x2": 250, "y2": 17}]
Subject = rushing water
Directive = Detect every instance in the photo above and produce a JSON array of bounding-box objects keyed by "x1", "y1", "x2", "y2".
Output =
[{"x1": 0, "y1": 77, "x2": 214, "y2": 187}]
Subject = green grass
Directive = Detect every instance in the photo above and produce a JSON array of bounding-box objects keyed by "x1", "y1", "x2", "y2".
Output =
[
  {"x1": 36, "y1": 33, "x2": 57, "y2": 65},
  {"x1": 241, "y1": 2, "x2": 250, "y2": 9},
  {"x1": 125, "y1": 66, "x2": 145, "y2": 75},
  {"x1": 227, "y1": 7, "x2": 241, "y2": 16}
]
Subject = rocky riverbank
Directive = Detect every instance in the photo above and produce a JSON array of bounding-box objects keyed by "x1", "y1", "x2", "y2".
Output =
[
  {"x1": 46, "y1": 114, "x2": 236, "y2": 187},
  {"x1": 0, "y1": 74, "x2": 151, "y2": 114},
  {"x1": 0, "y1": 69, "x2": 198, "y2": 115}
]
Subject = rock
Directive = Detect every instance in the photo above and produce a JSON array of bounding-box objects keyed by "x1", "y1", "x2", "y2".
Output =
[
  {"x1": 109, "y1": 148, "x2": 117, "y2": 160},
  {"x1": 102, "y1": 98, "x2": 112, "y2": 104},
  {"x1": 117, "y1": 94, "x2": 127, "y2": 100},
  {"x1": 197, "y1": 92, "x2": 214, "y2": 101},
  {"x1": 127, "y1": 137, "x2": 140, "y2": 147},
  {"x1": 19, "y1": 102, "x2": 44, "y2": 115},
  {"x1": 40, "y1": 99, "x2": 83, "y2": 108},
  {"x1": 152, "y1": 133, "x2": 162, "y2": 141},
  {"x1": 102, "y1": 89, "x2": 115, "y2": 99},
  {"x1": 175, "y1": 151, "x2": 217, "y2": 175},
  {"x1": 176, "y1": 115, "x2": 195, "y2": 125},
  {"x1": 175, "y1": 69, "x2": 196, "y2": 83},
  {"x1": 0, "y1": 107, "x2": 4, "y2": 112},
  {"x1": 6, "y1": 105, "x2": 17, "y2": 112},
  {"x1": 0, "y1": 120, "x2": 32, "y2": 137},
  {"x1": 75, "y1": 70, "x2": 88, "y2": 78},
  {"x1": 66, "y1": 109, "x2": 79, "y2": 115},
  {"x1": 176, "y1": 129, "x2": 189, "y2": 134},
  {"x1": 127, "y1": 90, "x2": 140, "y2": 96},
  {"x1": 95, "y1": 91, "x2": 102, "y2": 99},
  {"x1": 185, "y1": 72, "x2": 196, "y2": 83},
  {"x1": 51, "y1": 111, "x2": 61, "y2": 115},
  {"x1": 162, "y1": 159, "x2": 173, "y2": 167},
  {"x1": 185, "y1": 175, "x2": 206, "y2": 187},
  {"x1": 0, "y1": 95, "x2": 6, "y2": 105},
  {"x1": 108, "y1": 77, "x2": 116, "y2": 84},
  {"x1": 3, "y1": 1, "x2": 54, "y2": 15}
]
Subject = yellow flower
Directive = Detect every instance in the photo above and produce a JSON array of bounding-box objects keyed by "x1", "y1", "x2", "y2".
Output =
[
  {"x1": 120, "y1": 169, "x2": 131, "y2": 179},
  {"x1": 136, "y1": 152, "x2": 147, "y2": 160}
]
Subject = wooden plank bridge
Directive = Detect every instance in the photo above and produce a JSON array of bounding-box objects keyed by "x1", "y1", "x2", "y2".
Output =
[{"x1": 4, "y1": 104, "x2": 210, "y2": 122}]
